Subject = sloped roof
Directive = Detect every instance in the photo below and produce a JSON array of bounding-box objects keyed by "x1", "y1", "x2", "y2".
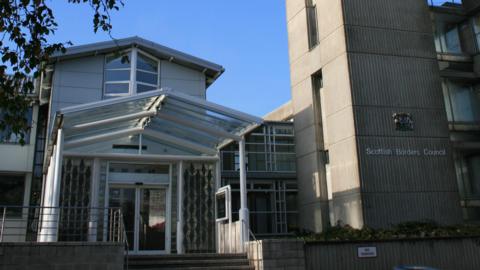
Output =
[
  {"x1": 50, "y1": 36, "x2": 225, "y2": 87},
  {"x1": 45, "y1": 88, "x2": 262, "y2": 167}
]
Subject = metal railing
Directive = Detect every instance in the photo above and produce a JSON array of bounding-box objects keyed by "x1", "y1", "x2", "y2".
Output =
[
  {"x1": 0, "y1": 206, "x2": 126, "y2": 243},
  {"x1": 428, "y1": 0, "x2": 462, "y2": 7}
]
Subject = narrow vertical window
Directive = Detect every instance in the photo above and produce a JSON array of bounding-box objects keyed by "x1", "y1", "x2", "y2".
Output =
[
  {"x1": 104, "y1": 51, "x2": 131, "y2": 97},
  {"x1": 136, "y1": 52, "x2": 159, "y2": 93},
  {"x1": 311, "y1": 70, "x2": 324, "y2": 148},
  {"x1": 306, "y1": 0, "x2": 319, "y2": 49}
]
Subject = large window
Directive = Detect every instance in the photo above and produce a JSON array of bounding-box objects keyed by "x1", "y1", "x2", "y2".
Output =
[
  {"x1": 221, "y1": 179, "x2": 298, "y2": 236},
  {"x1": 305, "y1": 0, "x2": 319, "y2": 49},
  {"x1": 220, "y1": 124, "x2": 296, "y2": 172},
  {"x1": 442, "y1": 80, "x2": 480, "y2": 123},
  {"x1": 0, "y1": 174, "x2": 26, "y2": 217},
  {"x1": 0, "y1": 108, "x2": 32, "y2": 144},
  {"x1": 104, "y1": 49, "x2": 159, "y2": 98}
]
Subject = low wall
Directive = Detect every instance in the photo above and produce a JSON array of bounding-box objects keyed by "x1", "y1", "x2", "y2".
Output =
[
  {"x1": 0, "y1": 242, "x2": 124, "y2": 270},
  {"x1": 305, "y1": 237, "x2": 480, "y2": 270},
  {"x1": 247, "y1": 239, "x2": 305, "y2": 270},
  {"x1": 218, "y1": 221, "x2": 243, "y2": 253}
]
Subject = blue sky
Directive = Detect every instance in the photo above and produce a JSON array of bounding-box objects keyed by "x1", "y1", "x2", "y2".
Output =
[{"x1": 49, "y1": 0, "x2": 292, "y2": 117}]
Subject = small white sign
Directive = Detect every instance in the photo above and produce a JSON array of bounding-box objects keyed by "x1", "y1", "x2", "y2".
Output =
[{"x1": 357, "y1": 246, "x2": 377, "y2": 258}]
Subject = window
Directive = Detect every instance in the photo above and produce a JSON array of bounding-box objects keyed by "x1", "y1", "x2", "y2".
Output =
[
  {"x1": 306, "y1": 0, "x2": 319, "y2": 49},
  {"x1": 222, "y1": 179, "x2": 298, "y2": 236},
  {"x1": 434, "y1": 22, "x2": 463, "y2": 54},
  {"x1": 443, "y1": 80, "x2": 480, "y2": 123},
  {"x1": 104, "y1": 51, "x2": 131, "y2": 96},
  {"x1": 473, "y1": 14, "x2": 480, "y2": 52},
  {"x1": 104, "y1": 49, "x2": 159, "y2": 97},
  {"x1": 136, "y1": 53, "x2": 159, "y2": 93},
  {"x1": 0, "y1": 108, "x2": 32, "y2": 144},
  {"x1": 0, "y1": 174, "x2": 26, "y2": 217}
]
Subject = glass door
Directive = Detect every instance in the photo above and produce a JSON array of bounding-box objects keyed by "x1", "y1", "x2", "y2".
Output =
[
  {"x1": 108, "y1": 187, "x2": 136, "y2": 252},
  {"x1": 109, "y1": 186, "x2": 167, "y2": 254},
  {"x1": 139, "y1": 188, "x2": 167, "y2": 252}
]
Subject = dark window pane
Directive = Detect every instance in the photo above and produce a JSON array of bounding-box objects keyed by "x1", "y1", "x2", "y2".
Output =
[
  {"x1": 105, "y1": 83, "x2": 129, "y2": 94},
  {"x1": 137, "y1": 53, "x2": 158, "y2": 72},
  {"x1": 0, "y1": 174, "x2": 25, "y2": 217},
  {"x1": 137, "y1": 83, "x2": 158, "y2": 93},
  {"x1": 306, "y1": 5, "x2": 319, "y2": 49},
  {"x1": 105, "y1": 70, "x2": 130, "y2": 82},
  {"x1": 137, "y1": 71, "x2": 158, "y2": 85},
  {"x1": 106, "y1": 52, "x2": 131, "y2": 69},
  {"x1": 286, "y1": 192, "x2": 297, "y2": 212}
]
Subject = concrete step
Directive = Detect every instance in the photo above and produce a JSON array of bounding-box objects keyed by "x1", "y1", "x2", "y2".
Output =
[
  {"x1": 129, "y1": 258, "x2": 249, "y2": 267},
  {"x1": 129, "y1": 253, "x2": 247, "y2": 261},
  {"x1": 126, "y1": 253, "x2": 252, "y2": 270},
  {"x1": 130, "y1": 266, "x2": 254, "y2": 270}
]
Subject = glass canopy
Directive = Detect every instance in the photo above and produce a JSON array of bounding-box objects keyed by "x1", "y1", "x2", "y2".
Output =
[{"x1": 50, "y1": 89, "x2": 263, "y2": 157}]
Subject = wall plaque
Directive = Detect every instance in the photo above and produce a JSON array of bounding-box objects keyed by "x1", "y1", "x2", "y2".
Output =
[{"x1": 393, "y1": 112, "x2": 414, "y2": 131}]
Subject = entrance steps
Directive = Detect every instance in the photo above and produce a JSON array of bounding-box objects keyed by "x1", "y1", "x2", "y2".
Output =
[{"x1": 127, "y1": 253, "x2": 254, "y2": 270}]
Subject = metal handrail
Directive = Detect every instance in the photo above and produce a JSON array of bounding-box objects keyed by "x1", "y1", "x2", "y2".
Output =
[
  {"x1": 0, "y1": 205, "x2": 124, "y2": 243},
  {"x1": 119, "y1": 211, "x2": 129, "y2": 270}
]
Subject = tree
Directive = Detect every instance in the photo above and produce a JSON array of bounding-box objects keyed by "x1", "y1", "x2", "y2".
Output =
[{"x1": 0, "y1": 0, "x2": 123, "y2": 144}]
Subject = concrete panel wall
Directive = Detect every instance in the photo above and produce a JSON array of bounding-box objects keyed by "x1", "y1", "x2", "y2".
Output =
[
  {"x1": 247, "y1": 239, "x2": 305, "y2": 270},
  {"x1": 343, "y1": 0, "x2": 462, "y2": 227},
  {"x1": 0, "y1": 242, "x2": 124, "y2": 270},
  {"x1": 286, "y1": 0, "x2": 361, "y2": 231},
  {"x1": 305, "y1": 237, "x2": 480, "y2": 270},
  {"x1": 286, "y1": 0, "x2": 463, "y2": 230}
]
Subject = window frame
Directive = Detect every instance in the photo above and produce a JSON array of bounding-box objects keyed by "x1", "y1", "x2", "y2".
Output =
[{"x1": 103, "y1": 48, "x2": 161, "y2": 98}]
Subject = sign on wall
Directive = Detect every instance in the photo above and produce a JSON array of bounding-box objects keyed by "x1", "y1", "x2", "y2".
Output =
[{"x1": 357, "y1": 246, "x2": 377, "y2": 258}]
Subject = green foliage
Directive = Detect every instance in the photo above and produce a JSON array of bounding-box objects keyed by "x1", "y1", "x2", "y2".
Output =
[
  {"x1": 297, "y1": 222, "x2": 480, "y2": 242},
  {"x1": 0, "y1": 0, "x2": 123, "y2": 144}
]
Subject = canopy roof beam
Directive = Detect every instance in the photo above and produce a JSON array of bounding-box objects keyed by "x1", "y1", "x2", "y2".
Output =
[
  {"x1": 69, "y1": 110, "x2": 157, "y2": 131},
  {"x1": 65, "y1": 127, "x2": 143, "y2": 149},
  {"x1": 166, "y1": 90, "x2": 263, "y2": 124},
  {"x1": 154, "y1": 112, "x2": 242, "y2": 141},
  {"x1": 143, "y1": 129, "x2": 217, "y2": 155}
]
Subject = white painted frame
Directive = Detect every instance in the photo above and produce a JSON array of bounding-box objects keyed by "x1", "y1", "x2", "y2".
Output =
[{"x1": 105, "y1": 161, "x2": 172, "y2": 255}]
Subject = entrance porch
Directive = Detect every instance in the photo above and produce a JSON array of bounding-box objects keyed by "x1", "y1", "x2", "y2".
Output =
[{"x1": 38, "y1": 89, "x2": 262, "y2": 255}]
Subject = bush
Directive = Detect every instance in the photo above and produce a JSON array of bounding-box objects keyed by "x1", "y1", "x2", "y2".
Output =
[{"x1": 297, "y1": 222, "x2": 480, "y2": 242}]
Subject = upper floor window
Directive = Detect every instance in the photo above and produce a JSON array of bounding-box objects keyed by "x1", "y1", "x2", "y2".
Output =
[
  {"x1": 434, "y1": 22, "x2": 463, "y2": 54},
  {"x1": 136, "y1": 52, "x2": 159, "y2": 93},
  {"x1": 473, "y1": 14, "x2": 480, "y2": 52},
  {"x1": 0, "y1": 108, "x2": 32, "y2": 144},
  {"x1": 305, "y1": 0, "x2": 319, "y2": 49},
  {"x1": 442, "y1": 79, "x2": 480, "y2": 124},
  {"x1": 104, "y1": 48, "x2": 159, "y2": 98}
]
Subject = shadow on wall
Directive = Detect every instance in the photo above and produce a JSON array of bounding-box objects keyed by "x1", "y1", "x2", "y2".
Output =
[{"x1": 293, "y1": 104, "x2": 331, "y2": 233}]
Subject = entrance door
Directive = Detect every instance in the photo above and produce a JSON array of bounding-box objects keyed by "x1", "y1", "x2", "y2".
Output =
[{"x1": 109, "y1": 186, "x2": 167, "y2": 254}]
